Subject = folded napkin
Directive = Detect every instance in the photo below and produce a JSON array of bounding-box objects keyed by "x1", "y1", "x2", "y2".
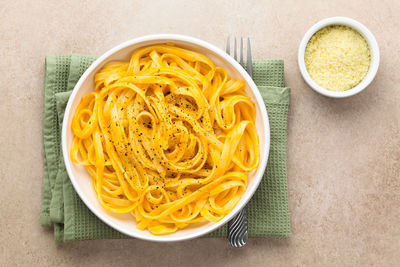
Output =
[{"x1": 40, "y1": 54, "x2": 291, "y2": 242}]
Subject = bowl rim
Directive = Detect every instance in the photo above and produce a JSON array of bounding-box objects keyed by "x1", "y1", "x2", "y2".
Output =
[
  {"x1": 61, "y1": 34, "x2": 270, "y2": 242},
  {"x1": 298, "y1": 16, "x2": 380, "y2": 98}
]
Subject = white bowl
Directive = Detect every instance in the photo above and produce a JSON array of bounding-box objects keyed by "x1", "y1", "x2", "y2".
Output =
[
  {"x1": 62, "y1": 34, "x2": 270, "y2": 242},
  {"x1": 298, "y1": 17, "x2": 380, "y2": 98}
]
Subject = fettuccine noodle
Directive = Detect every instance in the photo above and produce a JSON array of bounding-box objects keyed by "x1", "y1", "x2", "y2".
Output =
[{"x1": 71, "y1": 44, "x2": 259, "y2": 235}]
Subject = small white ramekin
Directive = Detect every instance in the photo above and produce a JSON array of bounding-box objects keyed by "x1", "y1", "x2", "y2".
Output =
[{"x1": 298, "y1": 17, "x2": 380, "y2": 98}]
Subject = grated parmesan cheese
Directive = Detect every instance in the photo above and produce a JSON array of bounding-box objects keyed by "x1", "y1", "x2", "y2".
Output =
[{"x1": 305, "y1": 25, "x2": 371, "y2": 91}]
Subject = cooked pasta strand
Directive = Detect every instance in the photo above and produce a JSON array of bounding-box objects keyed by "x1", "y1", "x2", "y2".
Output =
[{"x1": 71, "y1": 44, "x2": 259, "y2": 235}]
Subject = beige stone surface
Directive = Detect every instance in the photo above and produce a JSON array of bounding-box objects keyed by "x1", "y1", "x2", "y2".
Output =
[{"x1": 1, "y1": 0, "x2": 399, "y2": 266}]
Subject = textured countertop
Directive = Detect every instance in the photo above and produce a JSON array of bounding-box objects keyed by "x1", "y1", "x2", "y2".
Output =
[{"x1": 1, "y1": 0, "x2": 399, "y2": 266}]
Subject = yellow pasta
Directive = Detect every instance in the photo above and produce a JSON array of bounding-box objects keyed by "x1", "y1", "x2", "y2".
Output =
[{"x1": 71, "y1": 44, "x2": 259, "y2": 235}]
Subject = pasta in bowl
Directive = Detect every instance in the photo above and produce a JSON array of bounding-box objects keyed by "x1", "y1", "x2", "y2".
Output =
[{"x1": 62, "y1": 35, "x2": 269, "y2": 242}]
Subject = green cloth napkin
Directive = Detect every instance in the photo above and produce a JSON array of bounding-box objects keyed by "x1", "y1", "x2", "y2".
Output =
[{"x1": 40, "y1": 54, "x2": 291, "y2": 242}]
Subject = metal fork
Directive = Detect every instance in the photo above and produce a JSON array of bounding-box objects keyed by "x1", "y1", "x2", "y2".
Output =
[{"x1": 226, "y1": 37, "x2": 252, "y2": 248}]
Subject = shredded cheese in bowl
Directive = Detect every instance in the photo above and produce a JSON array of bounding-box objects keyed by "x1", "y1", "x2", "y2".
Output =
[{"x1": 305, "y1": 25, "x2": 371, "y2": 91}]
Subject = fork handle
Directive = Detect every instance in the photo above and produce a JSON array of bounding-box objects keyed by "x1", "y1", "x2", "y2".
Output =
[{"x1": 227, "y1": 208, "x2": 248, "y2": 247}]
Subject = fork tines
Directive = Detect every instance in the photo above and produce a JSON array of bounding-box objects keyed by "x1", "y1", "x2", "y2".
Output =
[{"x1": 226, "y1": 37, "x2": 252, "y2": 77}]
